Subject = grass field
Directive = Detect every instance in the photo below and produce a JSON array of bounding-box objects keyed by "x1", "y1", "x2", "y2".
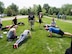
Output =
[{"x1": 0, "y1": 17, "x2": 71, "y2": 54}]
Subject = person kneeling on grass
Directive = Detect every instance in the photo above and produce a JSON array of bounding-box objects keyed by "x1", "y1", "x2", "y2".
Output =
[
  {"x1": 13, "y1": 30, "x2": 31, "y2": 49},
  {"x1": 7, "y1": 25, "x2": 18, "y2": 41},
  {"x1": 44, "y1": 24, "x2": 72, "y2": 37}
]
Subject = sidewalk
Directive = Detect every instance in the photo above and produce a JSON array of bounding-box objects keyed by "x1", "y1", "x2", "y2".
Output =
[
  {"x1": 1, "y1": 15, "x2": 28, "y2": 21},
  {"x1": 44, "y1": 16, "x2": 72, "y2": 24}
]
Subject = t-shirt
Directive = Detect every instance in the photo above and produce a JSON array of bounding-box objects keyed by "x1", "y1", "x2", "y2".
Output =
[
  {"x1": 28, "y1": 15, "x2": 35, "y2": 20},
  {"x1": 22, "y1": 30, "x2": 30, "y2": 36},
  {"x1": 48, "y1": 27, "x2": 60, "y2": 34},
  {"x1": 7, "y1": 28, "x2": 15, "y2": 38},
  {"x1": 51, "y1": 21, "x2": 56, "y2": 26}
]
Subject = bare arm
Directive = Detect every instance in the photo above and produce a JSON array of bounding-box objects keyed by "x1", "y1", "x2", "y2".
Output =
[
  {"x1": 49, "y1": 32, "x2": 52, "y2": 37},
  {"x1": 48, "y1": 31, "x2": 52, "y2": 37}
]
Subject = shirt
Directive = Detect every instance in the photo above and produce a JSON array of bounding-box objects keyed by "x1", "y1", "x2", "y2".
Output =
[
  {"x1": 22, "y1": 30, "x2": 30, "y2": 36},
  {"x1": 7, "y1": 28, "x2": 15, "y2": 38},
  {"x1": 48, "y1": 27, "x2": 60, "y2": 34},
  {"x1": 28, "y1": 15, "x2": 35, "y2": 20}
]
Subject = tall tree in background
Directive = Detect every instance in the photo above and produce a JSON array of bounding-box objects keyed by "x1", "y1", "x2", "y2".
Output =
[
  {"x1": 6, "y1": 3, "x2": 18, "y2": 16},
  {"x1": 37, "y1": 5, "x2": 42, "y2": 15},
  {"x1": 9, "y1": 3, "x2": 18, "y2": 15},
  {"x1": 43, "y1": 4, "x2": 50, "y2": 13},
  {"x1": 32, "y1": 4, "x2": 38, "y2": 15},
  {"x1": 0, "y1": 1, "x2": 4, "y2": 14},
  {"x1": 61, "y1": 4, "x2": 72, "y2": 15},
  {"x1": 19, "y1": 7, "x2": 28, "y2": 15}
]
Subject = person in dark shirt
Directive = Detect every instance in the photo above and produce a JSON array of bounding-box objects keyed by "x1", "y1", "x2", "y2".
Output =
[
  {"x1": 28, "y1": 12, "x2": 35, "y2": 30},
  {"x1": 12, "y1": 17, "x2": 17, "y2": 25}
]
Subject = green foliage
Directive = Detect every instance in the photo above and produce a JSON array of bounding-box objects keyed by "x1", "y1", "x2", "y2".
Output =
[
  {"x1": 37, "y1": 5, "x2": 42, "y2": 15},
  {"x1": 61, "y1": 4, "x2": 72, "y2": 15},
  {"x1": 6, "y1": 3, "x2": 18, "y2": 16},
  {"x1": 0, "y1": 1, "x2": 4, "y2": 13},
  {"x1": 19, "y1": 7, "x2": 28, "y2": 15},
  {"x1": 43, "y1": 4, "x2": 50, "y2": 13}
]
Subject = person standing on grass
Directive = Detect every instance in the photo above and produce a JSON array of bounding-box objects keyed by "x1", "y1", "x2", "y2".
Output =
[
  {"x1": 12, "y1": 16, "x2": 17, "y2": 25},
  {"x1": 13, "y1": 29, "x2": 32, "y2": 48},
  {"x1": 28, "y1": 12, "x2": 35, "y2": 30},
  {"x1": 44, "y1": 24, "x2": 72, "y2": 37},
  {"x1": 0, "y1": 18, "x2": 3, "y2": 38},
  {"x1": 7, "y1": 25, "x2": 18, "y2": 41},
  {"x1": 38, "y1": 12, "x2": 43, "y2": 28}
]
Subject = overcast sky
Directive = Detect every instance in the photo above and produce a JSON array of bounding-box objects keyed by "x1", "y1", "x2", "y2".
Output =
[{"x1": 0, "y1": 0, "x2": 72, "y2": 9}]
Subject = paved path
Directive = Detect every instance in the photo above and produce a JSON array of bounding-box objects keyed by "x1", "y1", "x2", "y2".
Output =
[
  {"x1": 44, "y1": 16, "x2": 72, "y2": 24},
  {"x1": 1, "y1": 15, "x2": 72, "y2": 23},
  {"x1": 1, "y1": 15, "x2": 28, "y2": 21}
]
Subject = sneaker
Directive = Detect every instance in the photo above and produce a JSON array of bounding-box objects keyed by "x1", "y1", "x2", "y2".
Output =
[
  {"x1": 13, "y1": 43, "x2": 18, "y2": 49},
  {"x1": 0, "y1": 36, "x2": 3, "y2": 38}
]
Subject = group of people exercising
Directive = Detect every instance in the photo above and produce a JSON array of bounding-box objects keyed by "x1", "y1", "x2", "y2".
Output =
[{"x1": 0, "y1": 12, "x2": 72, "y2": 49}]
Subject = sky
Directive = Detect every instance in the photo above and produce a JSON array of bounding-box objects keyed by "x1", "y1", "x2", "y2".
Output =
[{"x1": 0, "y1": 0, "x2": 72, "y2": 9}]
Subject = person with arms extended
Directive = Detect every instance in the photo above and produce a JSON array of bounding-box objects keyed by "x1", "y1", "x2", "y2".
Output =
[
  {"x1": 13, "y1": 29, "x2": 32, "y2": 48},
  {"x1": 44, "y1": 24, "x2": 72, "y2": 37}
]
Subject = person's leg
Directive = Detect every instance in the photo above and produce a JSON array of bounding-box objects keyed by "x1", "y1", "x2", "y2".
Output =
[
  {"x1": 16, "y1": 34, "x2": 26, "y2": 45},
  {"x1": 64, "y1": 32, "x2": 72, "y2": 36},
  {"x1": 31, "y1": 20, "x2": 34, "y2": 30},
  {"x1": 39, "y1": 19, "x2": 41, "y2": 28}
]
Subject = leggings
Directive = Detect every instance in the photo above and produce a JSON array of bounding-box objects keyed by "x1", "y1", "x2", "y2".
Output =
[{"x1": 16, "y1": 34, "x2": 26, "y2": 44}]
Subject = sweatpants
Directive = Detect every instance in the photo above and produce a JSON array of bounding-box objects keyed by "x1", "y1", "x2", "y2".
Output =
[{"x1": 16, "y1": 34, "x2": 26, "y2": 44}]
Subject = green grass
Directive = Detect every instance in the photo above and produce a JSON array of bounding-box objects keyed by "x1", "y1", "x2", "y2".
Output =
[{"x1": 0, "y1": 17, "x2": 71, "y2": 54}]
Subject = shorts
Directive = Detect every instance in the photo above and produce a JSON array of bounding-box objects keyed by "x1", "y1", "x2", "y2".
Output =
[
  {"x1": 58, "y1": 30, "x2": 64, "y2": 36},
  {"x1": 39, "y1": 19, "x2": 42, "y2": 24},
  {"x1": 29, "y1": 20, "x2": 34, "y2": 25}
]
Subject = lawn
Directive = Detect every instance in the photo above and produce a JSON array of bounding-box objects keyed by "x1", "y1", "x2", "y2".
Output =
[{"x1": 0, "y1": 17, "x2": 71, "y2": 54}]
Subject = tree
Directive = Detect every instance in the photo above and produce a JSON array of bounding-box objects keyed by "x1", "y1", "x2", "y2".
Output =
[
  {"x1": 48, "y1": 7, "x2": 53, "y2": 15},
  {"x1": 32, "y1": 4, "x2": 38, "y2": 15},
  {"x1": 61, "y1": 4, "x2": 72, "y2": 15},
  {"x1": 6, "y1": 7, "x2": 13, "y2": 16},
  {"x1": 37, "y1": 5, "x2": 42, "y2": 15},
  {"x1": 43, "y1": 4, "x2": 50, "y2": 13},
  {"x1": 6, "y1": 3, "x2": 18, "y2": 16},
  {"x1": 11, "y1": 3, "x2": 18, "y2": 15},
  {"x1": 0, "y1": 1, "x2": 4, "y2": 14},
  {"x1": 19, "y1": 7, "x2": 28, "y2": 15}
]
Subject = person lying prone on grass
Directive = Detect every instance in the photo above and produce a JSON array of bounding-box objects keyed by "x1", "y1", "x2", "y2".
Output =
[
  {"x1": 44, "y1": 24, "x2": 72, "y2": 37},
  {"x1": 13, "y1": 29, "x2": 32, "y2": 48}
]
